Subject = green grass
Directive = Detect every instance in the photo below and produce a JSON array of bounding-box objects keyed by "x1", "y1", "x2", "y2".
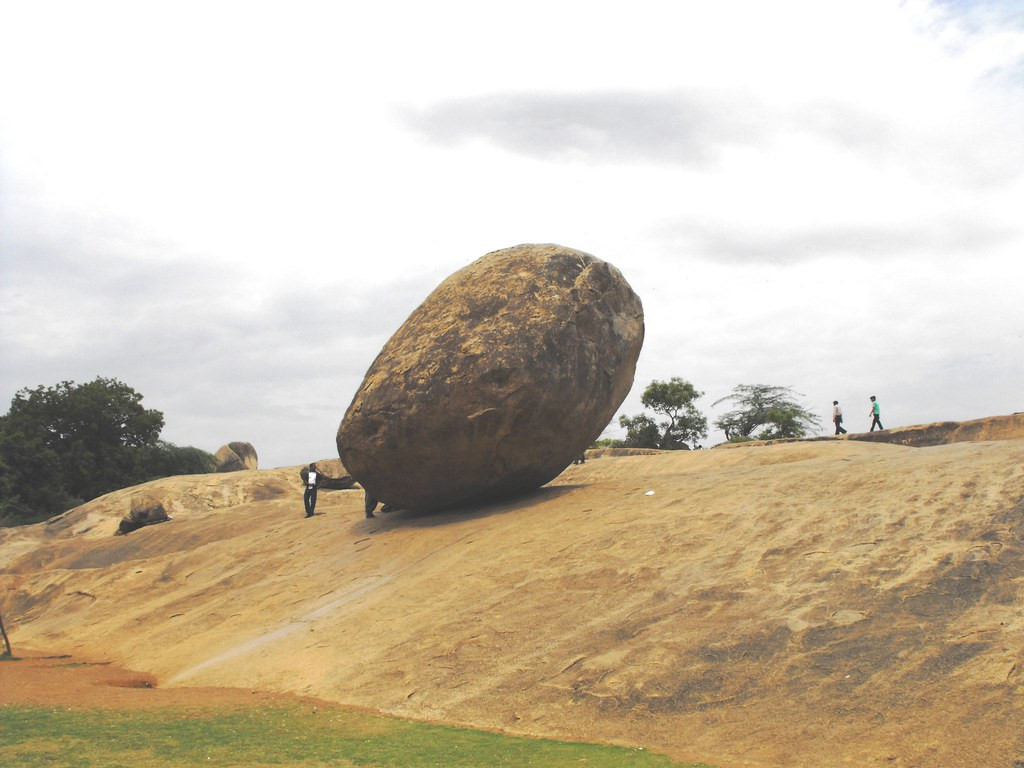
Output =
[{"x1": 0, "y1": 703, "x2": 712, "y2": 768}]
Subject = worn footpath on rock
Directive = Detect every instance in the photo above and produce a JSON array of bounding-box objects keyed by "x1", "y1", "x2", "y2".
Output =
[{"x1": 2, "y1": 422, "x2": 1023, "y2": 768}]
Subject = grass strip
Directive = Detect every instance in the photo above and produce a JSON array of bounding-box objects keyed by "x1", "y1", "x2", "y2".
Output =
[{"x1": 1, "y1": 703, "x2": 711, "y2": 768}]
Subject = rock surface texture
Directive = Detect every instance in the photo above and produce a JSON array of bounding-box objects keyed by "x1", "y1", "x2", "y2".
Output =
[
  {"x1": 116, "y1": 493, "x2": 169, "y2": 535},
  {"x1": 844, "y1": 412, "x2": 1024, "y2": 447},
  {"x1": 5, "y1": 426, "x2": 1024, "y2": 768},
  {"x1": 213, "y1": 441, "x2": 259, "y2": 472},
  {"x1": 337, "y1": 243, "x2": 644, "y2": 511}
]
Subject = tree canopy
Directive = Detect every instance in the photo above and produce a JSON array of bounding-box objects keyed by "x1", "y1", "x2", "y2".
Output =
[
  {"x1": 712, "y1": 384, "x2": 821, "y2": 441},
  {"x1": 0, "y1": 378, "x2": 215, "y2": 525},
  {"x1": 619, "y1": 377, "x2": 708, "y2": 449}
]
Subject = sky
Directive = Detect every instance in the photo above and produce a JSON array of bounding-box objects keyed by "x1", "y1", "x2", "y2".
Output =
[{"x1": 1, "y1": 0, "x2": 1022, "y2": 469}]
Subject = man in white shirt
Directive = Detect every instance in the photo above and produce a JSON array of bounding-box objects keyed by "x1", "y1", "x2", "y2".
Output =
[
  {"x1": 833, "y1": 401, "x2": 847, "y2": 435},
  {"x1": 304, "y1": 463, "x2": 320, "y2": 517}
]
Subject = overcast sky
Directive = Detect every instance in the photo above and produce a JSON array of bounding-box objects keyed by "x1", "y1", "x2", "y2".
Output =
[{"x1": 2, "y1": 0, "x2": 1022, "y2": 469}]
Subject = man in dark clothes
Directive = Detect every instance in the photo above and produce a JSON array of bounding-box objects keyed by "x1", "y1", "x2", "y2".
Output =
[{"x1": 304, "y1": 463, "x2": 320, "y2": 518}]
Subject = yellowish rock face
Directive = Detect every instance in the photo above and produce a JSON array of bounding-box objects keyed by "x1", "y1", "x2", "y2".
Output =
[
  {"x1": 337, "y1": 243, "x2": 644, "y2": 511},
  {"x1": 3, "y1": 430, "x2": 1024, "y2": 768},
  {"x1": 213, "y1": 441, "x2": 258, "y2": 472}
]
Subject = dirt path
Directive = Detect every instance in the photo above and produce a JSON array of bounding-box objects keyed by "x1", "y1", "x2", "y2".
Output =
[{"x1": 1, "y1": 650, "x2": 319, "y2": 711}]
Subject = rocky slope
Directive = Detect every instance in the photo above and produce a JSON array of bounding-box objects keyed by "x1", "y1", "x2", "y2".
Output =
[{"x1": 2, "y1": 418, "x2": 1023, "y2": 768}]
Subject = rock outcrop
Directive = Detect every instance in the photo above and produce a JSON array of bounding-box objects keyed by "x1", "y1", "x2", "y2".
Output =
[
  {"x1": 213, "y1": 442, "x2": 258, "y2": 472},
  {"x1": 299, "y1": 464, "x2": 358, "y2": 491},
  {"x1": 585, "y1": 447, "x2": 668, "y2": 459},
  {"x1": 337, "y1": 243, "x2": 644, "y2": 511},
  {"x1": 116, "y1": 494, "x2": 170, "y2": 535},
  {"x1": 724, "y1": 413, "x2": 1024, "y2": 450},
  {"x1": 5, "y1": 429, "x2": 1023, "y2": 767},
  {"x1": 845, "y1": 412, "x2": 1024, "y2": 447}
]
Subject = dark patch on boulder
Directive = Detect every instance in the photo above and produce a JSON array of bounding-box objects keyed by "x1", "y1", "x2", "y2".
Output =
[
  {"x1": 249, "y1": 485, "x2": 288, "y2": 501},
  {"x1": 908, "y1": 641, "x2": 991, "y2": 683},
  {"x1": 901, "y1": 557, "x2": 996, "y2": 617},
  {"x1": 798, "y1": 617, "x2": 908, "y2": 680}
]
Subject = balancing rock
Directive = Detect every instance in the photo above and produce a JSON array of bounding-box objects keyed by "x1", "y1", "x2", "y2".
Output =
[{"x1": 337, "y1": 243, "x2": 644, "y2": 511}]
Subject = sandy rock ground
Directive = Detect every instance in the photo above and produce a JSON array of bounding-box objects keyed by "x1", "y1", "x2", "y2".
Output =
[
  {"x1": 0, "y1": 652, "x2": 318, "y2": 711},
  {"x1": 2, "y1": 427, "x2": 1023, "y2": 768}
]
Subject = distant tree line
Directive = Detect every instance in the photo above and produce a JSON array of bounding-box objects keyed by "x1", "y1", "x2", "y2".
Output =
[
  {"x1": 603, "y1": 379, "x2": 821, "y2": 450},
  {"x1": 0, "y1": 378, "x2": 215, "y2": 526}
]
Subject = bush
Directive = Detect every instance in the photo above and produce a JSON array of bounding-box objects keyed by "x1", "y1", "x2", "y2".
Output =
[{"x1": 0, "y1": 378, "x2": 214, "y2": 525}]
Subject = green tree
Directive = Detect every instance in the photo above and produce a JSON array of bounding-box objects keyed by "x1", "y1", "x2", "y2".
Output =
[
  {"x1": 712, "y1": 384, "x2": 821, "y2": 441},
  {"x1": 0, "y1": 378, "x2": 215, "y2": 525},
  {"x1": 618, "y1": 413, "x2": 662, "y2": 448},
  {"x1": 619, "y1": 377, "x2": 708, "y2": 449}
]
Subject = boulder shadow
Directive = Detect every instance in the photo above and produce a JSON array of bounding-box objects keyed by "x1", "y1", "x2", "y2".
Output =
[{"x1": 365, "y1": 484, "x2": 585, "y2": 530}]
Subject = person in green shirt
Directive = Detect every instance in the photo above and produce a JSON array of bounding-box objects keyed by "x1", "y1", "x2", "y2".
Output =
[{"x1": 869, "y1": 395, "x2": 883, "y2": 431}]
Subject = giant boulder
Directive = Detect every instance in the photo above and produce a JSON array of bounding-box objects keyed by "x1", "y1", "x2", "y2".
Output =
[{"x1": 337, "y1": 243, "x2": 644, "y2": 511}]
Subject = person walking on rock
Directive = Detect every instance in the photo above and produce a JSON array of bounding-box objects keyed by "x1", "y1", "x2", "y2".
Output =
[
  {"x1": 833, "y1": 400, "x2": 847, "y2": 435},
  {"x1": 304, "y1": 463, "x2": 320, "y2": 517},
  {"x1": 869, "y1": 395, "x2": 883, "y2": 431}
]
